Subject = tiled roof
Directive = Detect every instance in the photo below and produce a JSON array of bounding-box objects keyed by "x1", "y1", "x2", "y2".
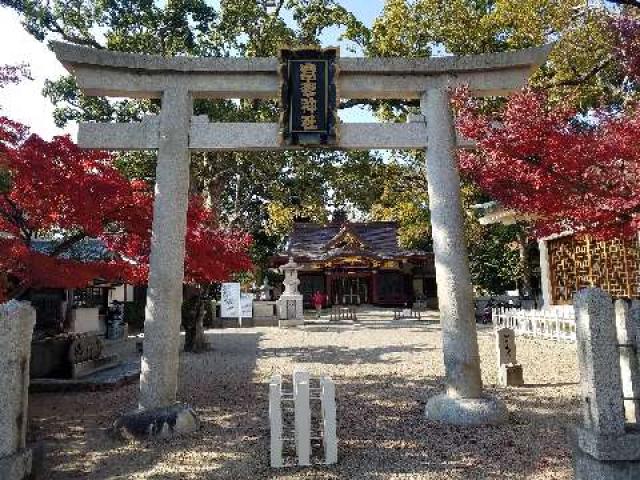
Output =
[
  {"x1": 31, "y1": 238, "x2": 114, "y2": 262},
  {"x1": 283, "y1": 221, "x2": 428, "y2": 261}
]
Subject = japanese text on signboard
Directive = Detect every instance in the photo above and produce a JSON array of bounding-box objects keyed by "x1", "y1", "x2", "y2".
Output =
[
  {"x1": 289, "y1": 60, "x2": 327, "y2": 134},
  {"x1": 279, "y1": 47, "x2": 338, "y2": 146}
]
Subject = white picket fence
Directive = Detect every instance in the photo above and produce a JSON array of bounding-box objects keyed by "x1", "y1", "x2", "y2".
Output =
[
  {"x1": 492, "y1": 306, "x2": 576, "y2": 342},
  {"x1": 269, "y1": 367, "x2": 337, "y2": 468}
]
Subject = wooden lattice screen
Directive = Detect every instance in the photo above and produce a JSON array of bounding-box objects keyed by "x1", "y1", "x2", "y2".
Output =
[{"x1": 548, "y1": 235, "x2": 640, "y2": 304}]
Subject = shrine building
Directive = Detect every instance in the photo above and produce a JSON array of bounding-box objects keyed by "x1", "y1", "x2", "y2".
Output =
[
  {"x1": 476, "y1": 201, "x2": 640, "y2": 306},
  {"x1": 272, "y1": 221, "x2": 436, "y2": 308}
]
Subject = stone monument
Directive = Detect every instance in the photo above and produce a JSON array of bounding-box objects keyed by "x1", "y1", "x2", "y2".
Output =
[
  {"x1": 277, "y1": 257, "x2": 304, "y2": 327},
  {"x1": 0, "y1": 301, "x2": 36, "y2": 480},
  {"x1": 496, "y1": 327, "x2": 524, "y2": 387},
  {"x1": 573, "y1": 289, "x2": 640, "y2": 480}
]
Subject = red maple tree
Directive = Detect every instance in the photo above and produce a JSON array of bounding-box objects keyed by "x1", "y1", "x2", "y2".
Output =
[
  {"x1": 452, "y1": 16, "x2": 640, "y2": 239},
  {"x1": 0, "y1": 68, "x2": 252, "y2": 300},
  {"x1": 453, "y1": 87, "x2": 640, "y2": 239}
]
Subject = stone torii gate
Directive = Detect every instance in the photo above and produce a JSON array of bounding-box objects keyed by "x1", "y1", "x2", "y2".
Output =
[{"x1": 52, "y1": 42, "x2": 550, "y2": 431}]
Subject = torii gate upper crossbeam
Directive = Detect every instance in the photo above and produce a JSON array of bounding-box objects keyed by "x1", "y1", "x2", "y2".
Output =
[
  {"x1": 52, "y1": 41, "x2": 551, "y2": 99},
  {"x1": 77, "y1": 119, "x2": 475, "y2": 151}
]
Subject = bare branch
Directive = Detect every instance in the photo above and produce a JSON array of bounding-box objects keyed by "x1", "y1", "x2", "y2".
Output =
[{"x1": 49, "y1": 231, "x2": 88, "y2": 257}]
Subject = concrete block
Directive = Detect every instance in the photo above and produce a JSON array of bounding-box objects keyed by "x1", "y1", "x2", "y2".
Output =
[
  {"x1": 0, "y1": 301, "x2": 36, "y2": 467},
  {"x1": 576, "y1": 427, "x2": 640, "y2": 461},
  {"x1": 574, "y1": 289, "x2": 625, "y2": 436},
  {"x1": 575, "y1": 442, "x2": 640, "y2": 480}
]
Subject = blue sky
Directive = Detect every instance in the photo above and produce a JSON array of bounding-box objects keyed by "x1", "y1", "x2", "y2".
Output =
[
  {"x1": 337, "y1": 0, "x2": 383, "y2": 25},
  {"x1": 0, "y1": 1, "x2": 385, "y2": 138}
]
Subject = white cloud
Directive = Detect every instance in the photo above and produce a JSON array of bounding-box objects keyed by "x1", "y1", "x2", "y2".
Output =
[{"x1": 0, "y1": 8, "x2": 77, "y2": 140}]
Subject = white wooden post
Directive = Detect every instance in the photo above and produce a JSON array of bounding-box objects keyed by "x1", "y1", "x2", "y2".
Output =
[
  {"x1": 320, "y1": 376, "x2": 338, "y2": 464},
  {"x1": 293, "y1": 368, "x2": 311, "y2": 466},
  {"x1": 269, "y1": 375, "x2": 283, "y2": 468},
  {"x1": 614, "y1": 300, "x2": 640, "y2": 424}
]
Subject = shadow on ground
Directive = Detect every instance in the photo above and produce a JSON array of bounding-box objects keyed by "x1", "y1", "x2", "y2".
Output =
[{"x1": 28, "y1": 326, "x2": 578, "y2": 479}]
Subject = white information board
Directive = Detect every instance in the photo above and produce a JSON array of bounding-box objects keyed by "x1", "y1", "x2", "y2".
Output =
[
  {"x1": 221, "y1": 283, "x2": 253, "y2": 319},
  {"x1": 221, "y1": 282, "x2": 241, "y2": 318},
  {"x1": 240, "y1": 293, "x2": 253, "y2": 318}
]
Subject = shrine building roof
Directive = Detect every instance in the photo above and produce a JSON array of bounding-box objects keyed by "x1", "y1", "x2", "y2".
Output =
[{"x1": 278, "y1": 221, "x2": 429, "y2": 263}]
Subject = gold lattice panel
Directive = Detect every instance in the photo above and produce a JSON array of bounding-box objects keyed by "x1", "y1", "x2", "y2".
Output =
[{"x1": 548, "y1": 235, "x2": 640, "y2": 304}]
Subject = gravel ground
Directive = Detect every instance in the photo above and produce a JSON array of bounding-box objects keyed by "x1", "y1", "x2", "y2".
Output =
[{"x1": 29, "y1": 311, "x2": 580, "y2": 479}]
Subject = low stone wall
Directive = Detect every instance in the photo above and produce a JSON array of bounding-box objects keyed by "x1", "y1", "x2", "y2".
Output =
[
  {"x1": 0, "y1": 301, "x2": 36, "y2": 480},
  {"x1": 30, "y1": 334, "x2": 73, "y2": 378},
  {"x1": 217, "y1": 301, "x2": 278, "y2": 328},
  {"x1": 254, "y1": 301, "x2": 278, "y2": 326}
]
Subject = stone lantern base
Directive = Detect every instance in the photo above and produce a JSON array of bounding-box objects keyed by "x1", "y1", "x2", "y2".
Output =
[{"x1": 277, "y1": 294, "x2": 304, "y2": 327}]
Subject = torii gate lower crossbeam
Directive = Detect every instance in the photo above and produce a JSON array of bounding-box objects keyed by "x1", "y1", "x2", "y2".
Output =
[{"x1": 53, "y1": 42, "x2": 551, "y2": 435}]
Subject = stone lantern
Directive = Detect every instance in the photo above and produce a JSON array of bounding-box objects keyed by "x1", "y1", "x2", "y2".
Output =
[{"x1": 276, "y1": 257, "x2": 304, "y2": 327}]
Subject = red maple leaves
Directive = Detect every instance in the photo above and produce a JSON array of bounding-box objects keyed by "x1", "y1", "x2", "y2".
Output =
[
  {"x1": 453, "y1": 87, "x2": 640, "y2": 239},
  {"x1": 612, "y1": 16, "x2": 640, "y2": 83},
  {"x1": 0, "y1": 119, "x2": 252, "y2": 299},
  {"x1": 452, "y1": 15, "x2": 640, "y2": 240}
]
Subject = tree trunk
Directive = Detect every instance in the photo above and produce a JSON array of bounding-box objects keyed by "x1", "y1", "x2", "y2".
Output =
[
  {"x1": 517, "y1": 228, "x2": 533, "y2": 299},
  {"x1": 182, "y1": 289, "x2": 208, "y2": 353}
]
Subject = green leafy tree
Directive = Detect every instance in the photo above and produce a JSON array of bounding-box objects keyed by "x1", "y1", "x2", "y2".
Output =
[
  {"x1": 3, "y1": 0, "x2": 377, "y2": 345},
  {"x1": 336, "y1": 0, "x2": 630, "y2": 294},
  {"x1": 5, "y1": 0, "x2": 630, "y2": 297},
  {"x1": 2, "y1": 0, "x2": 370, "y2": 267}
]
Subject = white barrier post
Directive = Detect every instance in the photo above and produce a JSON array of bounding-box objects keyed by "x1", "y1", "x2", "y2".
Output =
[
  {"x1": 615, "y1": 300, "x2": 640, "y2": 424},
  {"x1": 269, "y1": 375, "x2": 283, "y2": 468},
  {"x1": 293, "y1": 368, "x2": 311, "y2": 466},
  {"x1": 320, "y1": 376, "x2": 338, "y2": 464}
]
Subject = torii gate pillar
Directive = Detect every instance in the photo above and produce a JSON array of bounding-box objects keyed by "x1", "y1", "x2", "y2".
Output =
[
  {"x1": 422, "y1": 86, "x2": 506, "y2": 424},
  {"x1": 140, "y1": 87, "x2": 192, "y2": 410}
]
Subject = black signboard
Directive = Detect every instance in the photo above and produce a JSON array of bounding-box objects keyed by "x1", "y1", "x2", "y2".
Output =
[{"x1": 279, "y1": 47, "x2": 338, "y2": 146}]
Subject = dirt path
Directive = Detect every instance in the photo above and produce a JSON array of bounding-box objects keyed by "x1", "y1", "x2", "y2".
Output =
[{"x1": 29, "y1": 319, "x2": 579, "y2": 479}]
